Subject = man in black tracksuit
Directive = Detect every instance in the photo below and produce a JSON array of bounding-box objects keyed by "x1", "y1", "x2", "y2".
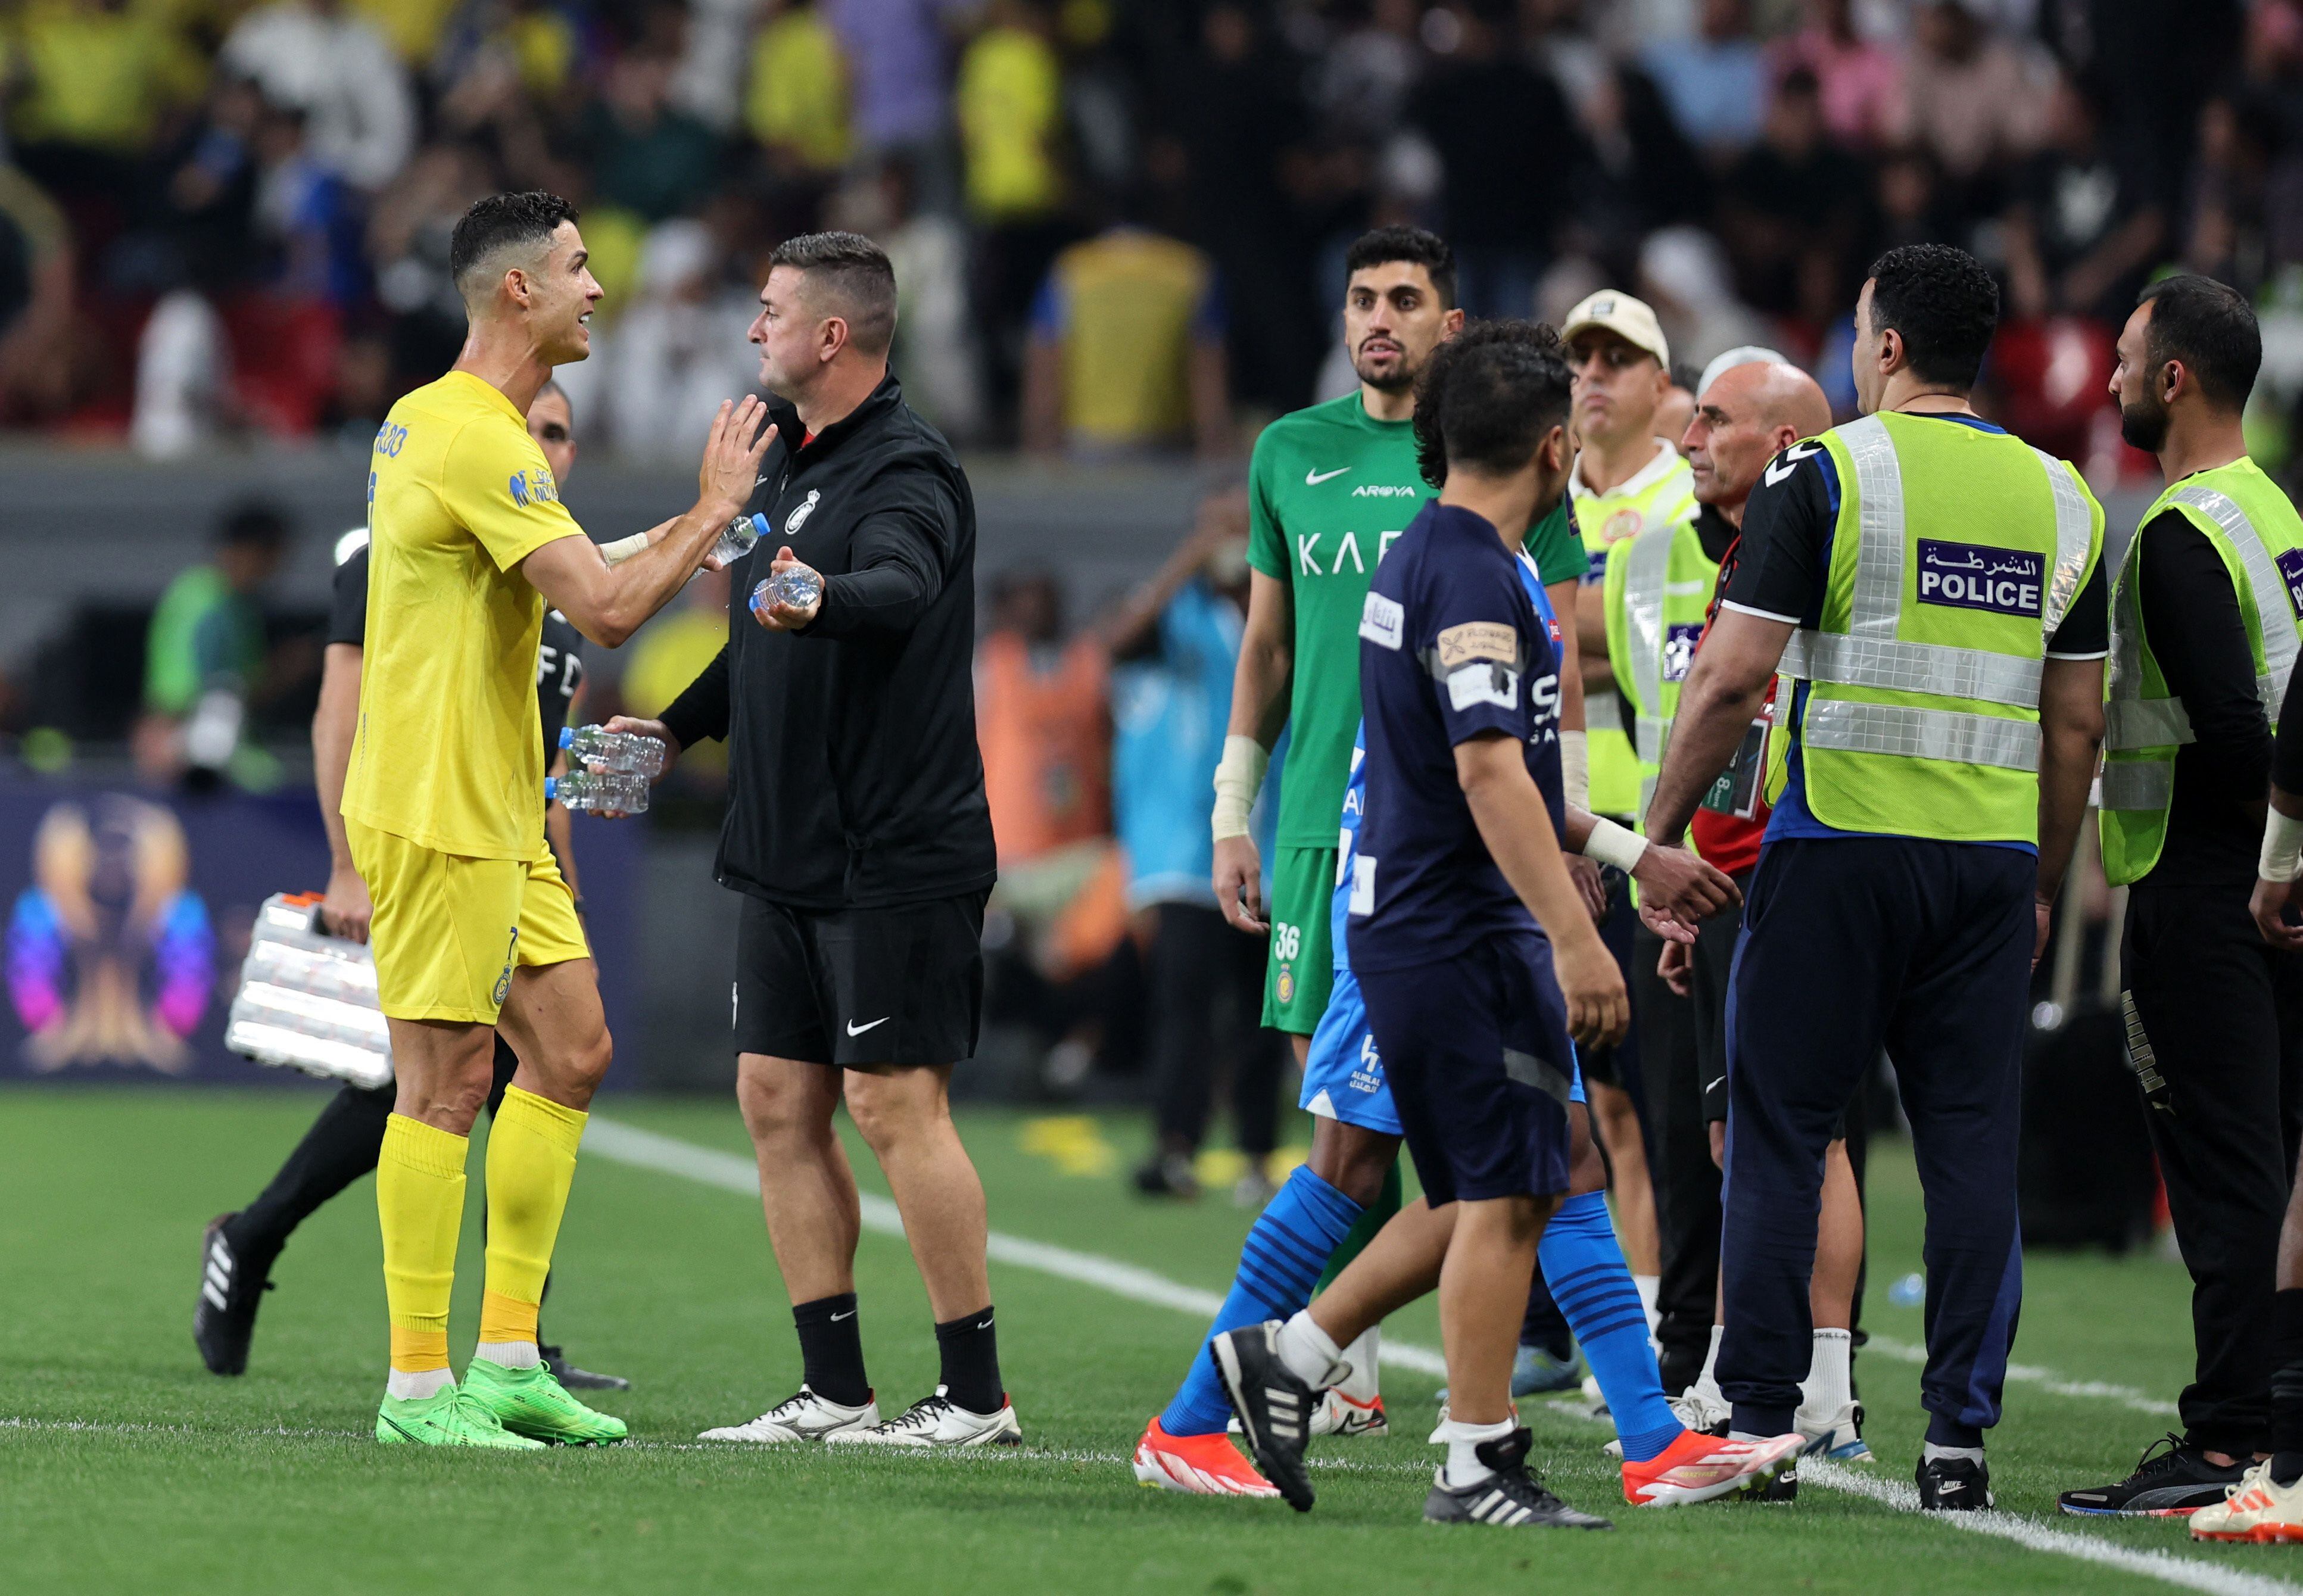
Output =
[{"x1": 616, "y1": 233, "x2": 1014, "y2": 1449}]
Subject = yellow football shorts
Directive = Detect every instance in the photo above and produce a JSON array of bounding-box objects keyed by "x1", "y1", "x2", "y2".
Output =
[{"x1": 346, "y1": 818, "x2": 590, "y2": 1024}]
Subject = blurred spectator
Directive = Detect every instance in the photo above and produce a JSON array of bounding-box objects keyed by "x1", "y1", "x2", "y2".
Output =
[
  {"x1": 1564, "y1": 58, "x2": 1709, "y2": 253},
  {"x1": 2184, "y1": 93, "x2": 2303, "y2": 301},
  {"x1": 1641, "y1": 0, "x2": 1768, "y2": 154},
  {"x1": 1407, "y1": 1, "x2": 1581, "y2": 317},
  {"x1": 118, "y1": 73, "x2": 265, "y2": 298},
  {"x1": 1718, "y1": 66, "x2": 1870, "y2": 325},
  {"x1": 251, "y1": 101, "x2": 365, "y2": 307},
  {"x1": 0, "y1": 163, "x2": 77, "y2": 425},
  {"x1": 7, "y1": 0, "x2": 202, "y2": 204},
  {"x1": 1639, "y1": 226, "x2": 1773, "y2": 373},
  {"x1": 1106, "y1": 490, "x2": 1282, "y2": 1199},
  {"x1": 827, "y1": 0, "x2": 967, "y2": 158},
  {"x1": 221, "y1": 0, "x2": 416, "y2": 191},
  {"x1": 1022, "y1": 213, "x2": 1230, "y2": 458},
  {"x1": 594, "y1": 218, "x2": 757, "y2": 463},
  {"x1": 583, "y1": 48, "x2": 723, "y2": 223},
  {"x1": 1897, "y1": 0, "x2": 2047, "y2": 200},
  {"x1": 1873, "y1": 145, "x2": 1961, "y2": 259},
  {"x1": 2003, "y1": 73, "x2": 2166, "y2": 325},
  {"x1": 833, "y1": 158, "x2": 986, "y2": 441},
  {"x1": 131, "y1": 288, "x2": 230, "y2": 457},
  {"x1": 135, "y1": 502, "x2": 300, "y2": 787},
  {"x1": 746, "y1": 0, "x2": 852, "y2": 176},
  {"x1": 1769, "y1": 0, "x2": 1904, "y2": 151},
  {"x1": 366, "y1": 139, "x2": 494, "y2": 388},
  {"x1": 957, "y1": 0, "x2": 1065, "y2": 225},
  {"x1": 1313, "y1": 0, "x2": 1423, "y2": 141}
]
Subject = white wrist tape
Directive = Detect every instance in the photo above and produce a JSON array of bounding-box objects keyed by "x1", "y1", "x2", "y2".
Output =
[
  {"x1": 2263, "y1": 808, "x2": 2303, "y2": 883},
  {"x1": 1561, "y1": 730, "x2": 1589, "y2": 811},
  {"x1": 1211, "y1": 734, "x2": 1270, "y2": 841},
  {"x1": 600, "y1": 533, "x2": 650, "y2": 566},
  {"x1": 1583, "y1": 815, "x2": 1649, "y2": 873}
]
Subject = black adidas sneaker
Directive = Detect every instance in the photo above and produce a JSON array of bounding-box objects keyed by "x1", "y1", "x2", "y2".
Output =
[
  {"x1": 193, "y1": 1214, "x2": 270, "y2": 1376},
  {"x1": 1425, "y1": 1428, "x2": 1615, "y2": 1529},
  {"x1": 1211, "y1": 1322, "x2": 1323, "y2": 1513}
]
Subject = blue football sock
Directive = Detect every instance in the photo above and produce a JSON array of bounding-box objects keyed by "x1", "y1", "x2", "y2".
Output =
[
  {"x1": 1540, "y1": 1191, "x2": 1681, "y2": 1463},
  {"x1": 1159, "y1": 1164, "x2": 1363, "y2": 1436}
]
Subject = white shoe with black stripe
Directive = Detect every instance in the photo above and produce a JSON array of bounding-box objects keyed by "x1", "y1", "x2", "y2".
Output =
[
  {"x1": 699, "y1": 1385, "x2": 879, "y2": 1443},
  {"x1": 821, "y1": 1385, "x2": 1021, "y2": 1448},
  {"x1": 1423, "y1": 1428, "x2": 1615, "y2": 1530}
]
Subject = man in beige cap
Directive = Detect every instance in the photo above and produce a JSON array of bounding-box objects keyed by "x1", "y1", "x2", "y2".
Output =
[{"x1": 1557, "y1": 289, "x2": 1699, "y2": 1327}]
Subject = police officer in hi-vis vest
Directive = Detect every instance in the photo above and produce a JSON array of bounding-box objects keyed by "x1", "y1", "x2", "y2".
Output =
[
  {"x1": 2060, "y1": 276, "x2": 2303, "y2": 1519},
  {"x1": 1643, "y1": 244, "x2": 2110, "y2": 1513}
]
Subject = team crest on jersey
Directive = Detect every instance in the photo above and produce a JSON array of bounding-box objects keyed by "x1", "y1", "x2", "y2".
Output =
[
  {"x1": 1276, "y1": 967, "x2": 1295, "y2": 1005},
  {"x1": 785, "y1": 490, "x2": 822, "y2": 536},
  {"x1": 493, "y1": 927, "x2": 520, "y2": 1006},
  {"x1": 1602, "y1": 508, "x2": 1642, "y2": 543}
]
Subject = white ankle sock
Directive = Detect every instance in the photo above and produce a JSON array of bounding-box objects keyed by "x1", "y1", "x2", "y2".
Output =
[
  {"x1": 474, "y1": 1340, "x2": 541, "y2": 1370},
  {"x1": 1797, "y1": 1328, "x2": 1853, "y2": 1423},
  {"x1": 1924, "y1": 1442, "x2": 1985, "y2": 1464},
  {"x1": 1274, "y1": 1312, "x2": 1347, "y2": 1388},
  {"x1": 1693, "y1": 1323, "x2": 1726, "y2": 1406},
  {"x1": 386, "y1": 1367, "x2": 453, "y2": 1402},
  {"x1": 1438, "y1": 1416, "x2": 1518, "y2": 1488},
  {"x1": 1634, "y1": 1273, "x2": 1662, "y2": 1334},
  {"x1": 1335, "y1": 1326, "x2": 1382, "y2": 1402}
]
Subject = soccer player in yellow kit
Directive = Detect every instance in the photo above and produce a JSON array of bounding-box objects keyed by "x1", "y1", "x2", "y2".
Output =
[{"x1": 347, "y1": 190, "x2": 771, "y2": 1448}]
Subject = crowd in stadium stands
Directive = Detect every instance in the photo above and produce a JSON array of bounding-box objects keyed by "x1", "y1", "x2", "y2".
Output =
[{"x1": 0, "y1": 0, "x2": 2284, "y2": 481}]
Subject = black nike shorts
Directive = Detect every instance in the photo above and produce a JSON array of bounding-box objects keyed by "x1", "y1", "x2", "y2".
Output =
[{"x1": 732, "y1": 890, "x2": 988, "y2": 1067}]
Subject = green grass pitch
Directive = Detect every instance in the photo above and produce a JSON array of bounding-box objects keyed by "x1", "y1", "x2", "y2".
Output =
[{"x1": 1, "y1": 1086, "x2": 2293, "y2": 1594}]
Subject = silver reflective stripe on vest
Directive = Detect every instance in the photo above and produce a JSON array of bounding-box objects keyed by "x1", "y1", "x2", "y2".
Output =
[
  {"x1": 1584, "y1": 694, "x2": 1622, "y2": 732},
  {"x1": 1622, "y1": 519, "x2": 1675, "y2": 734},
  {"x1": 1635, "y1": 714, "x2": 1670, "y2": 765},
  {"x1": 1841, "y1": 416, "x2": 1904, "y2": 637},
  {"x1": 1800, "y1": 699, "x2": 2040, "y2": 771},
  {"x1": 2099, "y1": 758, "x2": 2173, "y2": 811},
  {"x1": 1779, "y1": 631, "x2": 2042, "y2": 707},
  {"x1": 2103, "y1": 534, "x2": 2152, "y2": 745},
  {"x1": 2103, "y1": 696, "x2": 2194, "y2": 749},
  {"x1": 2034, "y1": 448, "x2": 2095, "y2": 641},
  {"x1": 2170, "y1": 483, "x2": 2299, "y2": 716}
]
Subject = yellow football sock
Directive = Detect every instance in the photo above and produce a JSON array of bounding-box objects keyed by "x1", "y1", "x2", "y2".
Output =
[
  {"x1": 378, "y1": 1114, "x2": 469, "y2": 1374},
  {"x1": 479, "y1": 1084, "x2": 588, "y2": 1346}
]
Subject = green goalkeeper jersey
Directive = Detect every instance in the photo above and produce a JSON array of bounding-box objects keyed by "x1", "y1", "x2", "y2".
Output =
[{"x1": 1247, "y1": 390, "x2": 1584, "y2": 849}]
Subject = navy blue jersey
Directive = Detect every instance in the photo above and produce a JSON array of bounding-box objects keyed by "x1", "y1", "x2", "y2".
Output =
[{"x1": 1347, "y1": 501, "x2": 1565, "y2": 972}]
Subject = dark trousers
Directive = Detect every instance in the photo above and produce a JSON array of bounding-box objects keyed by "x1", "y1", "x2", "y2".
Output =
[
  {"x1": 233, "y1": 1040, "x2": 527, "y2": 1277},
  {"x1": 1641, "y1": 907, "x2": 1740, "y2": 1395},
  {"x1": 1720, "y1": 837, "x2": 2032, "y2": 1445},
  {"x1": 2124, "y1": 883, "x2": 2303, "y2": 1456},
  {"x1": 1146, "y1": 902, "x2": 1283, "y2": 1159}
]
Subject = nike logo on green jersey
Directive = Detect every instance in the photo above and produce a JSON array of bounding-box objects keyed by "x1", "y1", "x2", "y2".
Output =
[{"x1": 1305, "y1": 466, "x2": 1351, "y2": 485}]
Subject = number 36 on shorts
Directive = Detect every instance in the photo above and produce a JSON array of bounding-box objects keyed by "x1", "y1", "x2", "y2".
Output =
[{"x1": 1273, "y1": 922, "x2": 1303, "y2": 960}]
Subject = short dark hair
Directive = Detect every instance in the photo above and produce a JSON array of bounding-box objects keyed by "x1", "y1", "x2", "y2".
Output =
[
  {"x1": 450, "y1": 191, "x2": 580, "y2": 304},
  {"x1": 2139, "y1": 273, "x2": 2260, "y2": 413},
  {"x1": 1864, "y1": 243, "x2": 1999, "y2": 391},
  {"x1": 216, "y1": 500, "x2": 291, "y2": 553},
  {"x1": 1413, "y1": 319, "x2": 1573, "y2": 486},
  {"x1": 769, "y1": 230, "x2": 898, "y2": 356},
  {"x1": 1345, "y1": 226, "x2": 1457, "y2": 311}
]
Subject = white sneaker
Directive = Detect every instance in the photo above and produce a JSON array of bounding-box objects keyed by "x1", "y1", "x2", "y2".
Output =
[
  {"x1": 699, "y1": 1384, "x2": 878, "y2": 1443},
  {"x1": 1310, "y1": 1387, "x2": 1388, "y2": 1438},
  {"x1": 1672, "y1": 1388, "x2": 1731, "y2": 1435},
  {"x1": 822, "y1": 1385, "x2": 1022, "y2": 1449},
  {"x1": 1797, "y1": 1400, "x2": 1873, "y2": 1461}
]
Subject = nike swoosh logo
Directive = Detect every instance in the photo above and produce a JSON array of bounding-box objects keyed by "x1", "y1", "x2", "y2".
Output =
[
  {"x1": 1763, "y1": 442, "x2": 1821, "y2": 487},
  {"x1": 830, "y1": 1310, "x2": 856, "y2": 1322},
  {"x1": 846, "y1": 1017, "x2": 890, "y2": 1037},
  {"x1": 1305, "y1": 466, "x2": 1351, "y2": 485}
]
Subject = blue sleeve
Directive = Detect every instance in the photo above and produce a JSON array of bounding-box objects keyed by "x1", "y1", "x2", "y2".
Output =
[
  {"x1": 1420, "y1": 557, "x2": 1532, "y2": 748},
  {"x1": 1192, "y1": 270, "x2": 1229, "y2": 341},
  {"x1": 1027, "y1": 269, "x2": 1068, "y2": 341}
]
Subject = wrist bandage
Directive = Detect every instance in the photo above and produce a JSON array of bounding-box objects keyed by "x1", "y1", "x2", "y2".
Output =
[
  {"x1": 1561, "y1": 730, "x2": 1588, "y2": 810},
  {"x1": 1211, "y1": 735, "x2": 1270, "y2": 842},
  {"x1": 1582, "y1": 815, "x2": 1648, "y2": 873},
  {"x1": 600, "y1": 533, "x2": 650, "y2": 566},
  {"x1": 2263, "y1": 809, "x2": 2303, "y2": 883}
]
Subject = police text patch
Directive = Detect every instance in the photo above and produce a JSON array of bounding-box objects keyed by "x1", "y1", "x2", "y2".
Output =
[
  {"x1": 2278, "y1": 548, "x2": 2303, "y2": 619},
  {"x1": 1916, "y1": 540, "x2": 2043, "y2": 618}
]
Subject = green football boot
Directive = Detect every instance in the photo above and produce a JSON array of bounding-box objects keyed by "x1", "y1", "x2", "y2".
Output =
[
  {"x1": 375, "y1": 1384, "x2": 546, "y2": 1450},
  {"x1": 463, "y1": 1355, "x2": 629, "y2": 1445}
]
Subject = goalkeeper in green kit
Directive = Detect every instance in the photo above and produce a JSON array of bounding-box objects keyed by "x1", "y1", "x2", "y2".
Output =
[{"x1": 1133, "y1": 230, "x2": 1592, "y2": 1491}]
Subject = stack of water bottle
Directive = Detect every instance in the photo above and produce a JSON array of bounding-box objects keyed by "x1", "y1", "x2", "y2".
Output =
[
  {"x1": 225, "y1": 893, "x2": 393, "y2": 1089},
  {"x1": 550, "y1": 724, "x2": 668, "y2": 813},
  {"x1": 719, "y1": 509, "x2": 825, "y2": 622}
]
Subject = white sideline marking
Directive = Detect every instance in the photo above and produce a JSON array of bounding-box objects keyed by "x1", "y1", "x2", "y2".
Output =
[
  {"x1": 1869, "y1": 1335, "x2": 2180, "y2": 1419},
  {"x1": 1808, "y1": 1461, "x2": 2300, "y2": 1596},
  {"x1": 584, "y1": 1117, "x2": 2280, "y2": 1594}
]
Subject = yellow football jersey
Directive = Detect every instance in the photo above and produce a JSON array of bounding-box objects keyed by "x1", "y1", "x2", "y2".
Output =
[{"x1": 343, "y1": 370, "x2": 583, "y2": 860}]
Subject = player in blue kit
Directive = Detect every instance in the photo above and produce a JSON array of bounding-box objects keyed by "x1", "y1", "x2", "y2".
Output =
[{"x1": 1208, "y1": 323, "x2": 1803, "y2": 1527}]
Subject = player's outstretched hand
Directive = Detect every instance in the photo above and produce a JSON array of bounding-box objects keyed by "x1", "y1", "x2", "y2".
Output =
[
  {"x1": 319, "y1": 861, "x2": 372, "y2": 943},
  {"x1": 2252, "y1": 875, "x2": 2303, "y2": 952},
  {"x1": 1632, "y1": 841, "x2": 1738, "y2": 945},
  {"x1": 752, "y1": 546, "x2": 824, "y2": 632},
  {"x1": 1566, "y1": 853, "x2": 1607, "y2": 923},
  {"x1": 698, "y1": 396, "x2": 774, "y2": 515},
  {"x1": 1555, "y1": 931, "x2": 1629, "y2": 1048},
  {"x1": 1213, "y1": 834, "x2": 1267, "y2": 934},
  {"x1": 593, "y1": 716, "x2": 682, "y2": 820}
]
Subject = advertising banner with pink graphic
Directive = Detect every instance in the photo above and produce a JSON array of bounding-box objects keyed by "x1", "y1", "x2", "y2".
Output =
[{"x1": 0, "y1": 781, "x2": 641, "y2": 1082}]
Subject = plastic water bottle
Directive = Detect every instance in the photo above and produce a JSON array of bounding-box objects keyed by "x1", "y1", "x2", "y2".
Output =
[
  {"x1": 547, "y1": 771, "x2": 650, "y2": 815},
  {"x1": 751, "y1": 564, "x2": 824, "y2": 619},
  {"x1": 714, "y1": 512, "x2": 767, "y2": 568},
  {"x1": 559, "y1": 724, "x2": 666, "y2": 778},
  {"x1": 1888, "y1": 1272, "x2": 1925, "y2": 1307}
]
